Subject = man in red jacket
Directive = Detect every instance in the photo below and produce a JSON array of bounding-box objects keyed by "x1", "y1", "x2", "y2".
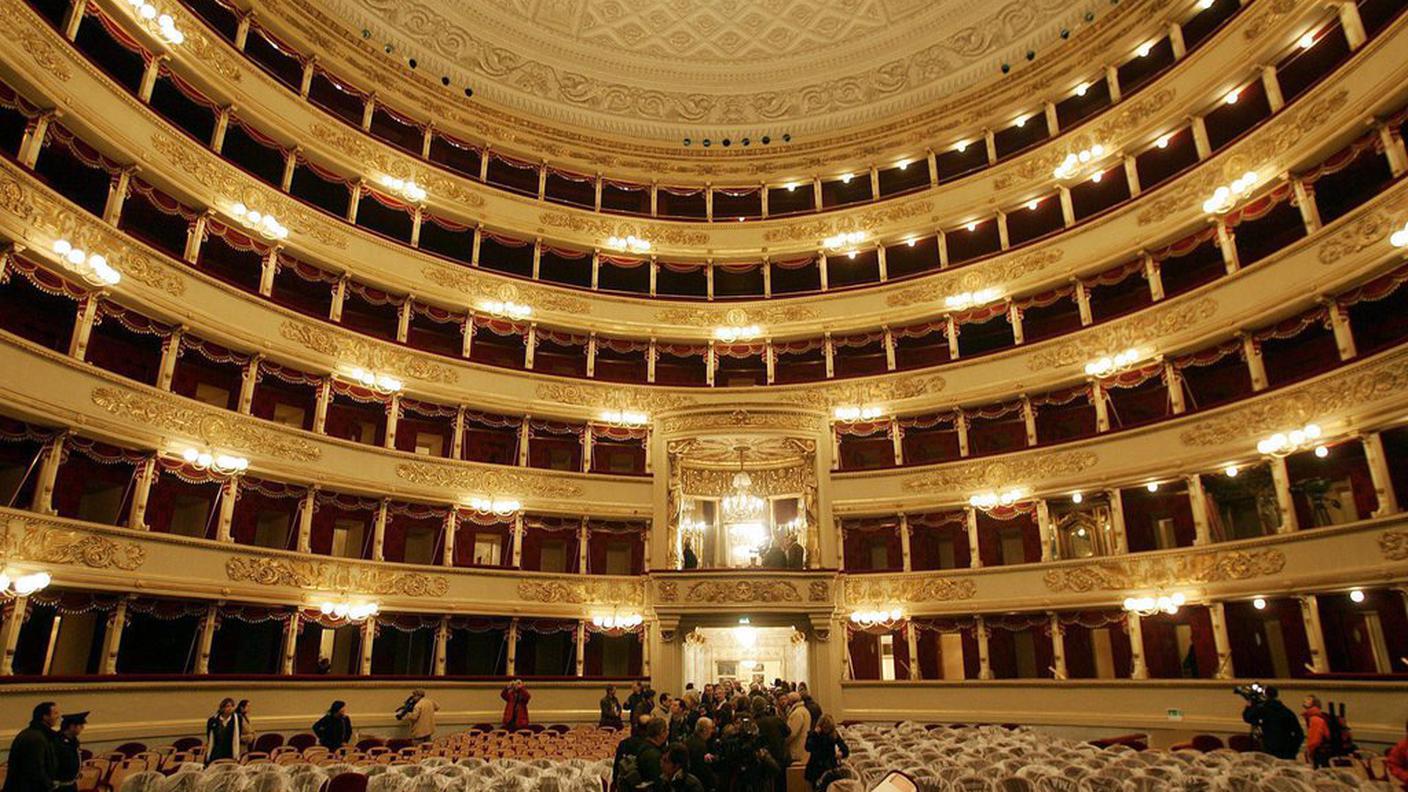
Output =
[
  {"x1": 1386, "y1": 719, "x2": 1408, "y2": 789},
  {"x1": 1302, "y1": 695, "x2": 1334, "y2": 767},
  {"x1": 502, "y1": 679, "x2": 532, "y2": 730}
]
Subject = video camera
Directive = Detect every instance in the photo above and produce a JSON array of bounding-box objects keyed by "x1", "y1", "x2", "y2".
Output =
[
  {"x1": 1233, "y1": 682, "x2": 1268, "y2": 706},
  {"x1": 394, "y1": 692, "x2": 421, "y2": 720}
]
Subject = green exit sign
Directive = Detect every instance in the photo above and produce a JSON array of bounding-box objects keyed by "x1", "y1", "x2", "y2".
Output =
[{"x1": 1166, "y1": 708, "x2": 1184, "y2": 721}]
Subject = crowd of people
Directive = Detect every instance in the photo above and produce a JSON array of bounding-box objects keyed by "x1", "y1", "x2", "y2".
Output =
[
  {"x1": 600, "y1": 678, "x2": 842, "y2": 791},
  {"x1": 681, "y1": 534, "x2": 805, "y2": 571}
]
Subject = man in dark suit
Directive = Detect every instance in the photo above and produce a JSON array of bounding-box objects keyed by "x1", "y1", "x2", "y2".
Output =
[
  {"x1": 685, "y1": 717, "x2": 717, "y2": 790},
  {"x1": 782, "y1": 534, "x2": 805, "y2": 569},
  {"x1": 751, "y1": 698, "x2": 789, "y2": 791},
  {"x1": 4, "y1": 702, "x2": 61, "y2": 792}
]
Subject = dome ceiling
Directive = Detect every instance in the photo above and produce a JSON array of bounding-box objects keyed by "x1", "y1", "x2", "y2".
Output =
[{"x1": 330, "y1": 0, "x2": 1101, "y2": 142}]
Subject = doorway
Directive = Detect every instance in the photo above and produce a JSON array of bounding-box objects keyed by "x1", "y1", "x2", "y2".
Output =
[{"x1": 682, "y1": 625, "x2": 810, "y2": 688}]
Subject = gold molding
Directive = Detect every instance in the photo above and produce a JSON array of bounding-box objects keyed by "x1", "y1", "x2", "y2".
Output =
[
  {"x1": 394, "y1": 461, "x2": 584, "y2": 498},
  {"x1": 903, "y1": 451, "x2": 1099, "y2": 493},
  {"x1": 279, "y1": 320, "x2": 460, "y2": 385},
  {"x1": 225, "y1": 555, "x2": 449, "y2": 597},
  {"x1": 1378, "y1": 530, "x2": 1408, "y2": 561},
  {"x1": 90, "y1": 387, "x2": 322, "y2": 462},
  {"x1": 1026, "y1": 298, "x2": 1218, "y2": 371},
  {"x1": 886, "y1": 250, "x2": 1064, "y2": 308},
  {"x1": 2, "y1": 518, "x2": 145, "y2": 571},
  {"x1": 516, "y1": 578, "x2": 645, "y2": 606},
  {"x1": 4, "y1": 0, "x2": 72, "y2": 82},
  {"x1": 682, "y1": 580, "x2": 803, "y2": 604},
  {"x1": 653, "y1": 305, "x2": 820, "y2": 328},
  {"x1": 1179, "y1": 345, "x2": 1408, "y2": 447},
  {"x1": 776, "y1": 374, "x2": 947, "y2": 409},
  {"x1": 762, "y1": 199, "x2": 936, "y2": 245},
  {"x1": 1042, "y1": 549, "x2": 1286, "y2": 592},
  {"x1": 419, "y1": 268, "x2": 593, "y2": 315},
  {"x1": 1316, "y1": 205, "x2": 1406, "y2": 266},
  {"x1": 533, "y1": 382, "x2": 696, "y2": 412},
  {"x1": 843, "y1": 575, "x2": 977, "y2": 605},
  {"x1": 537, "y1": 212, "x2": 709, "y2": 248},
  {"x1": 659, "y1": 409, "x2": 822, "y2": 436}
]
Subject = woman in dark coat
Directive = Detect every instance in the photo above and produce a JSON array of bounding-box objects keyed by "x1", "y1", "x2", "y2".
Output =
[
  {"x1": 311, "y1": 701, "x2": 353, "y2": 752},
  {"x1": 205, "y1": 699, "x2": 240, "y2": 764},
  {"x1": 804, "y1": 715, "x2": 850, "y2": 791}
]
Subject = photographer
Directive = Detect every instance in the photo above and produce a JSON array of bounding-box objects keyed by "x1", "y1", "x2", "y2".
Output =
[
  {"x1": 1238, "y1": 684, "x2": 1303, "y2": 760},
  {"x1": 395, "y1": 688, "x2": 438, "y2": 743}
]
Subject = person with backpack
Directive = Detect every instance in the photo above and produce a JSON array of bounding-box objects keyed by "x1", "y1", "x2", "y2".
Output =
[
  {"x1": 1240, "y1": 686, "x2": 1303, "y2": 760},
  {"x1": 1302, "y1": 695, "x2": 1354, "y2": 767}
]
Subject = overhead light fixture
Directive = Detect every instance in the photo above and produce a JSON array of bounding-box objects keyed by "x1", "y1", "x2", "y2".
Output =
[
  {"x1": 0, "y1": 569, "x2": 52, "y2": 598},
  {"x1": 230, "y1": 202, "x2": 289, "y2": 240},
  {"x1": 1137, "y1": 42, "x2": 1153, "y2": 57},
  {"x1": 599, "y1": 409, "x2": 649, "y2": 427},
  {"x1": 823, "y1": 230, "x2": 868, "y2": 251},
  {"x1": 965, "y1": 221, "x2": 978, "y2": 232},
  {"x1": 1202, "y1": 171, "x2": 1259, "y2": 213},
  {"x1": 1071, "y1": 492, "x2": 1084, "y2": 504},
  {"x1": 1298, "y1": 32, "x2": 1316, "y2": 49},
  {"x1": 51, "y1": 239, "x2": 121, "y2": 287},
  {"x1": 850, "y1": 609, "x2": 904, "y2": 628},
  {"x1": 123, "y1": 0, "x2": 185, "y2": 44},
  {"x1": 318, "y1": 599, "x2": 379, "y2": 622},
  {"x1": 1349, "y1": 589, "x2": 1366, "y2": 603},
  {"x1": 1225, "y1": 465, "x2": 1240, "y2": 477},
  {"x1": 1315, "y1": 445, "x2": 1330, "y2": 458},
  {"x1": 1084, "y1": 348, "x2": 1143, "y2": 377},
  {"x1": 1075, "y1": 82, "x2": 1090, "y2": 97},
  {"x1": 1027, "y1": 199, "x2": 1041, "y2": 210},
  {"x1": 897, "y1": 159, "x2": 911, "y2": 170},
  {"x1": 955, "y1": 140, "x2": 969, "y2": 153},
  {"x1": 179, "y1": 447, "x2": 249, "y2": 474},
  {"x1": 945, "y1": 288, "x2": 1002, "y2": 310},
  {"x1": 605, "y1": 234, "x2": 651, "y2": 254},
  {"x1": 467, "y1": 496, "x2": 521, "y2": 515},
  {"x1": 378, "y1": 175, "x2": 427, "y2": 203},
  {"x1": 347, "y1": 367, "x2": 403, "y2": 394},
  {"x1": 1015, "y1": 114, "x2": 1029, "y2": 128},
  {"x1": 970, "y1": 488, "x2": 1027, "y2": 510},
  {"x1": 1252, "y1": 597, "x2": 1267, "y2": 610},
  {"x1": 591, "y1": 612, "x2": 643, "y2": 631},
  {"x1": 1198, "y1": 0, "x2": 1215, "y2": 8},
  {"x1": 1256, "y1": 423, "x2": 1323, "y2": 457},
  {"x1": 1390, "y1": 221, "x2": 1408, "y2": 248},
  {"x1": 905, "y1": 238, "x2": 917, "y2": 247},
  {"x1": 1091, "y1": 170, "x2": 1104, "y2": 183},
  {"x1": 1155, "y1": 135, "x2": 1170, "y2": 149},
  {"x1": 840, "y1": 173, "x2": 854, "y2": 184},
  {"x1": 1124, "y1": 592, "x2": 1185, "y2": 616},
  {"x1": 1145, "y1": 482, "x2": 1160, "y2": 493},
  {"x1": 834, "y1": 405, "x2": 884, "y2": 422},
  {"x1": 480, "y1": 299, "x2": 532, "y2": 321},
  {"x1": 1224, "y1": 88, "x2": 1241, "y2": 105},
  {"x1": 714, "y1": 324, "x2": 762, "y2": 343},
  {"x1": 785, "y1": 183, "x2": 798, "y2": 192}
]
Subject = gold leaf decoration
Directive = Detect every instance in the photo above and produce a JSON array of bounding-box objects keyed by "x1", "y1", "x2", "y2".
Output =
[
  {"x1": 225, "y1": 556, "x2": 449, "y2": 597},
  {"x1": 395, "y1": 461, "x2": 584, "y2": 498},
  {"x1": 657, "y1": 581, "x2": 679, "y2": 602},
  {"x1": 0, "y1": 169, "x2": 36, "y2": 220},
  {"x1": 684, "y1": 580, "x2": 801, "y2": 603},
  {"x1": 679, "y1": 464, "x2": 808, "y2": 498},
  {"x1": 537, "y1": 211, "x2": 710, "y2": 247},
  {"x1": 2, "y1": 519, "x2": 145, "y2": 570},
  {"x1": 1316, "y1": 207, "x2": 1399, "y2": 266},
  {"x1": 885, "y1": 249, "x2": 1064, "y2": 307},
  {"x1": 808, "y1": 580, "x2": 831, "y2": 602},
  {"x1": 279, "y1": 321, "x2": 459, "y2": 384},
  {"x1": 1178, "y1": 347, "x2": 1408, "y2": 446},
  {"x1": 1379, "y1": 530, "x2": 1408, "y2": 561},
  {"x1": 1242, "y1": 0, "x2": 1299, "y2": 40},
  {"x1": 762, "y1": 199, "x2": 935, "y2": 244},
  {"x1": 420, "y1": 267, "x2": 591, "y2": 314},
  {"x1": 776, "y1": 374, "x2": 947, "y2": 409},
  {"x1": 904, "y1": 451, "x2": 1099, "y2": 493},
  {"x1": 533, "y1": 382, "x2": 696, "y2": 411},
  {"x1": 4, "y1": 1, "x2": 72, "y2": 82},
  {"x1": 1043, "y1": 549, "x2": 1286, "y2": 592},
  {"x1": 843, "y1": 575, "x2": 977, "y2": 605},
  {"x1": 653, "y1": 304, "x2": 819, "y2": 328},
  {"x1": 659, "y1": 410, "x2": 821, "y2": 435},
  {"x1": 1026, "y1": 298, "x2": 1217, "y2": 371},
  {"x1": 91, "y1": 387, "x2": 321, "y2": 462},
  {"x1": 516, "y1": 578, "x2": 645, "y2": 606}
]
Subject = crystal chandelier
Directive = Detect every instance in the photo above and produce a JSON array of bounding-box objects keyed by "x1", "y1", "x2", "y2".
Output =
[{"x1": 720, "y1": 448, "x2": 766, "y2": 527}]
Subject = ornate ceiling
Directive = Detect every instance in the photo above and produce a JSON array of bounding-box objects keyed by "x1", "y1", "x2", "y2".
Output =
[{"x1": 327, "y1": 0, "x2": 1101, "y2": 142}]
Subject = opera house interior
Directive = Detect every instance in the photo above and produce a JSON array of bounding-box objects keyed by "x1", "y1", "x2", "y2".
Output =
[{"x1": 0, "y1": 0, "x2": 1407, "y2": 788}]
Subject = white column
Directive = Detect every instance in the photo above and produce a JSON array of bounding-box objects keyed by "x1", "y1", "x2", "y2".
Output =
[
  {"x1": 280, "y1": 611, "x2": 298, "y2": 675},
  {"x1": 506, "y1": 619, "x2": 519, "y2": 676},
  {"x1": 1092, "y1": 382, "x2": 1110, "y2": 433},
  {"x1": 1361, "y1": 433, "x2": 1400, "y2": 516},
  {"x1": 68, "y1": 296, "x2": 99, "y2": 361},
  {"x1": 1241, "y1": 333, "x2": 1268, "y2": 391},
  {"x1": 1187, "y1": 474, "x2": 1212, "y2": 545},
  {"x1": 1324, "y1": 300, "x2": 1357, "y2": 361},
  {"x1": 451, "y1": 408, "x2": 466, "y2": 460},
  {"x1": 155, "y1": 328, "x2": 184, "y2": 391},
  {"x1": 195, "y1": 604, "x2": 218, "y2": 674},
  {"x1": 442, "y1": 510, "x2": 458, "y2": 567},
  {"x1": 312, "y1": 380, "x2": 331, "y2": 434},
  {"x1": 357, "y1": 617, "x2": 375, "y2": 675},
  {"x1": 975, "y1": 617, "x2": 993, "y2": 680},
  {"x1": 966, "y1": 507, "x2": 981, "y2": 569},
  {"x1": 575, "y1": 623, "x2": 586, "y2": 677},
  {"x1": 1164, "y1": 362, "x2": 1187, "y2": 415},
  {"x1": 371, "y1": 499, "x2": 389, "y2": 561},
  {"x1": 1074, "y1": 281, "x2": 1093, "y2": 326},
  {"x1": 127, "y1": 456, "x2": 157, "y2": 530},
  {"x1": 1049, "y1": 613, "x2": 1067, "y2": 680},
  {"x1": 1299, "y1": 594, "x2": 1330, "y2": 674},
  {"x1": 905, "y1": 623, "x2": 921, "y2": 681},
  {"x1": 955, "y1": 410, "x2": 971, "y2": 458},
  {"x1": 1144, "y1": 254, "x2": 1164, "y2": 301},
  {"x1": 1208, "y1": 602, "x2": 1233, "y2": 679},
  {"x1": 1269, "y1": 456, "x2": 1299, "y2": 532},
  {"x1": 1021, "y1": 396, "x2": 1038, "y2": 447},
  {"x1": 214, "y1": 477, "x2": 239, "y2": 542},
  {"x1": 1292, "y1": 178, "x2": 1321, "y2": 234},
  {"x1": 1036, "y1": 499, "x2": 1055, "y2": 562},
  {"x1": 1191, "y1": 116, "x2": 1212, "y2": 160},
  {"x1": 0, "y1": 596, "x2": 28, "y2": 675},
  {"x1": 1108, "y1": 489, "x2": 1129, "y2": 554},
  {"x1": 899, "y1": 514, "x2": 912, "y2": 572},
  {"x1": 297, "y1": 487, "x2": 316, "y2": 553},
  {"x1": 511, "y1": 513, "x2": 525, "y2": 567},
  {"x1": 30, "y1": 433, "x2": 66, "y2": 515},
  {"x1": 1127, "y1": 613, "x2": 1148, "y2": 680},
  {"x1": 99, "y1": 599, "x2": 128, "y2": 675},
  {"x1": 1217, "y1": 220, "x2": 1240, "y2": 274},
  {"x1": 433, "y1": 618, "x2": 448, "y2": 676},
  {"x1": 1261, "y1": 65, "x2": 1285, "y2": 113},
  {"x1": 102, "y1": 168, "x2": 134, "y2": 226}
]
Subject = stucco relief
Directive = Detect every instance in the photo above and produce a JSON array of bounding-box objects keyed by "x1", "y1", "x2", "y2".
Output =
[
  {"x1": 2, "y1": 518, "x2": 145, "y2": 571},
  {"x1": 419, "y1": 268, "x2": 592, "y2": 315},
  {"x1": 90, "y1": 387, "x2": 322, "y2": 462},
  {"x1": 843, "y1": 575, "x2": 977, "y2": 604},
  {"x1": 395, "y1": 461, "x2": 584, "y2": 498},
  {"x1": 1380, "y1": 530, "x2": 1408, "y2": 561},
  {"x1": 904, "y1": 451, "x2": 1098, "y2": 493},
  {"x1": 279, "y1": 321, "x2": 460, "y2": 385},
  {"x1": 776, "y1": 374, "x2": 947, "y2": 409},
  {"x1": 226, "y1": 556, "x2": 449, "y2": 597},
  {"x1": 4, "y1": 0, "x2": 73, "y2": 82},
  {"x1": 1043, "y1": 549, "x2": 1286, "y2": 592},
  {"x1": 533, "y1": 383, "x2": 696, "y2": 412},
  {"x1": 684, "y1": 580, "x2": 802, "y2": 604},
  {"x1": 516, "y1": 578, "x2": 645, "y2": 606},
  {"x1": 1025, "y1": 298, "x2": 1218, "y2": 371},
  {"x1": 885, "y1": 249, "x2": 1064, "y2": 308},
  {"x1": 660, "y1": 410, "x2": 822, "y2": 436}
]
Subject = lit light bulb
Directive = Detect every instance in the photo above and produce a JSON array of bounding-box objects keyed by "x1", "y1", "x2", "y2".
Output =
[
  {"x1": 1298, "y1": 33, "x2": 1315, "y2": 49},
  {"x1": 1224, "y1": 89, "x2": 1240, "y2": 105},
  {"x1": 1015, "y1": 115, "x2": 1028, "y2": 128},
  {"x1": 1071, "y1": 492, "x2": 1083, "y2": 504},
  {"x1": 840, "y1": 173, "x2": 853, "y2": 184},
  {"x1": 1156, "y1": 135, "x2": 1170, "y2": 149},
  {"x1": 1137, "y1": 42, "x2": 1153, "y2": 57},
  {"x1": 1146, "y1": 482, "x2": 1159, "y2": 492},
  {"x1": 1314, "y1": 445, "x2": 1329, "y2": 458},
  {"x1": 1253, "y1": 597, "x2": 1267, "y2": 610},
  {"x1": 1225, "y1": 465, "x2": 1239, "y2": 477},
  {"x1": 1075, "y1": 83, "x2": 1089, "y2": 97},
  {"x1": 1349, "y1": 589, "x2": 1365, "y2": 603},
  {"x1": 955, "y1": 140, "x2": 968, "y2": 153}
]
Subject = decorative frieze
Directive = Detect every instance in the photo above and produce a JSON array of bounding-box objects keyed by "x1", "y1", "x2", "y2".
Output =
[
  {"x1": 660, "y1": 410, "x2": 822, "y2": 436},
  {"x1": 843, "y1": 575, "x2": 977, "y2": 605},
  {"x1": 537, "y1": 212, "x2": 709, "y2": 248},
  {"x1": 533, "y1": 383, "x2": 695, "y2": 412},
  {"x1": 762, "y1": 199, "x2": 935, "y2": 245},
  {"x1": 394, "y1": 461, "x2": 584, "y2": 498},
  {"x1": 2, "y1": 518, "x2": 145, "y2": 570},
  {"x1": 1379, "y1": 530, "x2": 1408, "y2": 561},
  {"x1": 886, "y1": 250, "x2": 1064, "y2": 308},
  {"x1": 1043, "y1": 549, "x2": 1286, "y2": 592},
  {"x1": 419, "y1": 269, "x2": 592, "y2": 315},
  {"x1": 90, "y1": 387, "x2": 322, "y2": 462},
  {"x1": 279, "y1": 320, "x2": 460, "y2": 384},
  {"x1": 904, "y1": 451, "x2": 1098, "y2": 493},
  {"x1": 3, "y1": 0, "x2": 72, "y2": 82},
  {"x1": 225, "y1": 555, "x2": 449, "y2": 597},
  {"x1": 681, "y1": 580, "x2": 803, "y2": 604},
  {"x1": 1026, "y1": 298, "x2": 1217, "y2": 371},
  {"x1": 516, "y1": 578, "x2": 645, "y2": 606},
  {"x1": 654, "y1": 305, "x2": 819, "y2": 328},
  {"x1": 776, "y1": 374, "x2": 947, "y2": 409}
]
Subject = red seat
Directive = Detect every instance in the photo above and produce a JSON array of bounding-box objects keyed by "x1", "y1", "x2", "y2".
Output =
[
  {"x1": 326, "y1": 773, "x2": 367, "y2": 792},
  {"x1": 113, "y1": 743, "x2": 147, "y2": 758},
  {"x1": 286, "y1": 734, "x2": 318, "y2": 751},
  {"x1": 1227, "y1": 734, "x2": 1258, "y2": 752},
  {"x1": 252, "y1": 734, "x2": 285, "y2": 754},
  {"x1": 171, "y1": 738, "x2": 202, "y2": 752}
]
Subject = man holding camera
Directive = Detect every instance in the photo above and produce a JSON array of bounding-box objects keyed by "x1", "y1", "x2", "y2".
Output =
[
  {"x1": 396, "y1": 689, "x2": 439, "y2": 743},
  {"x1": 1238, "y1": 684, "x2": 1303, "y2": 760}
]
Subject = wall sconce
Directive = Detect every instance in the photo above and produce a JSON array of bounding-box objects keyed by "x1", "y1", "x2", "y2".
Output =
[
  {"x1": 1084, "y1": 348, "x2": 1143, "y2": 377},
  {"x1": 1123, "y1": 592, "x2": 1185, "y2": 616},
  {"x1": 1256, "y1": 423, "x2": 1323, "y2": 457},
  {"x1": 1390, "y1": 221, "x2": 1408, "y2": 248},
  {"x1": 52, "y1": 240, "x2": 121, "y2": 287},
  {"x1": 1202, "y1": 172, "x2": 1258, "y2": 213},
  {"x1": 605, "y1": 235, "x2": 651, "y2": 254},
  {"x1": 945, "y1": 288, "x2": 1002, "y2": 310},
  {"x1": 480, "y1": 299, "x2": 532, "y2": 321},
  {"x1": 970, "y1": 488, "x2": 1027, "y2": 510},
  {"x1": 833, "y1": 405, "x2": 883, "y2": 422},
  {"x1": 823, "y1": 231, "x2": 867, "y2": 251},
  {"x1": 599, "y1": 409, "x2": 649, "y2": 427},
  {"x1": 230, "y1": 202, "x2": 289, "y2": 240},
  {"x1": 180, "y1": 447, "x2": 249, "y2": 475},
  {"x1": 122, "y1": 0, "x2": 185, "y2": 44},
  {"x1": 347, "y1": 367, "x2": 403, "y2": 394},
  {"x1": 0, "y1": 569, "x2": 52, "y2": 598},
  {"x1": 591, "y1": 612, "x2": 643, "y2": 631},
  {"x1": 1053, "y1": 144, "x2": 1107, "y2": 179},
  {"x1": 715, "y1": 324, "x2": 762, "y2": 343},
  {"x1": 378, "y1": 175, "x2": 427, "y2": 203},
  {"x1": 318, "y1": 599, "x2": 379, "y2": 622},
  {"x1": 850, "y1": 609, "x2": 904, "y2": 628},
  {"x1": 467, "y1": 496, "x2": 521, "y2": 515}
]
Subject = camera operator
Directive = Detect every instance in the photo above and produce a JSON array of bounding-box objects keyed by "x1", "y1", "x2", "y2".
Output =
[
  {"x1": 395, "y1": 688, "x2": 439, "y2": 743},
  {"x1": 1238, "y1": 684, "x2": 1303, "y2": 760}
]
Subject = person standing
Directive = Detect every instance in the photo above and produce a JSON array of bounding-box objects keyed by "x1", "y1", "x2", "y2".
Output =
[
  {"x1": 1386, "y1": 719, "x2": 1408, "y2": 789},
  {"x1": 53, "y1": 712, "x2": 87, "y2": 792},
  {"x1": 205, "y1": 698, "x2": 240, "y2": 764},
  {"x1": 312, "y1": 701, "x2": 353, "y2": 752},
  {"x1": 685, "y1": 717, "x2": 717, "y2": 791},
  {"x1": 658, "y1": 743, "x2": 706, "y2": 792},
  {"x1": 234, "y1": 700, "x2": 255, "y2": 756},
  {"x1": 501, "y1": 679, "x2": 532, "y2": 730},
  {"x1": 4, "y1": 702, "x2": 60, "y2": 792},
  {"x1": 406, "y1": 689, "x2": 439, "y2": 743},
  {"x1": 752, "y1": 699, "x2": 789, "y2": 792},
  {"x1": 782, "y1": 534, "x2": 805, "y2": 569},
  {"x1": 804, "y1": 715, "x2": 850, "y2": 791},
  {"x1": 633, "y1": 718, "x2": 669, "y2": 787},
  {"x1": 600, "y1": 685, "x2": 624, "y2": 729},
  {"x1": 1240, "y1": 686, "x2": 1302, "y2": 760},
  {"x1": 783, "y1": 693, "x2": 811, "y2": 773}
]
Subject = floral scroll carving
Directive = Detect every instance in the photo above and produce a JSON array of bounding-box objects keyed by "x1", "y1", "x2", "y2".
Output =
[
  {"x1": 1043, "y1": 549, "x2": 1286, "y2": 592},
  {"x1": 280, "y1": 321, "x2": 459, "y2": 385},
  {"x1": 225, "y1": 556, "x2": 449, "y2": 597},
  {"x1": 684, "y1": 581, "x2": 802, "y2": 604},
  {"x1": 395, "y1": 462, "x2": 584, "y2": 498},
  {"x1": 1379, "y1": 530, "x2": 1408, "y2": 561},
  {"x1": 843, "y1": 575, "x2": 977, "y2": 605},
  {"x1": 904, "y1": 451, "x2": 1098, "y2": 494},
  {"x1": 91, "y1": 387, "x2": 321, "y2": 462},
  {"x1": 516, "y1": 579, "x2": 645, "y2": 606},
  {"x1": 2, "y1": 518, "x2": 145, "y2": 570},
  {"x1": 1026, "y1": 299, "x2": 1217, "y2": 371}
]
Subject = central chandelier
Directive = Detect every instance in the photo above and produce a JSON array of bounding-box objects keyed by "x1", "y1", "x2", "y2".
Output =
[
  {"x1": 720, "y1": 448, "x2": 766, "y2": 527},
  {"x1": 1123, "y1": 592, "x2": 1185, "y2": 616},
  {"x1": 1, "y1": 569, "x2": 52, "y2": 598}
]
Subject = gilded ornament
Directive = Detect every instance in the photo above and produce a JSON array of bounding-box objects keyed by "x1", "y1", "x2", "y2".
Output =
[
  {"x1": 657, "y1": 581, "x2": 679, "y2": 603},
  {"x1": 1026, "y1": 298, "x2": 1218, "y2": 371},
  {"x1": 279, "y1": 321, "x2": 459, "y2": 384},
  {"x1": 536, "y1": 212, "x2": 710, "y2": 247},
  {"x1": 91, "y1": 387, "x2": 322, "y2": 462},
  {"x1": 1316, "y1": 206, "x2": 1402, "y2": 266},
  {"x1": 516, "y1": 578, "x2": 645, "y2": 606},
  {"x1": 885, "y1": 250, "x2": 1064, "y2": 308},
  {"x1": 23, "y1": 199, "x2": 186, "y2": 296},
  {"x1": 654, "y1": 305, "x2": 819, "y2": 328},
  {"x1": 4, "y1": 0, "x2": 72, "y2": 82},
  {"x1": 0, "y1": 170, "x2": 35, "y2": 221},
  {"x1": 684, "y1": 580, "x2": 801, "y2": 604},
  {"x1": 1179, "y1": 347, "x2": 1408, "y2": 446},
  {"x1": 843, "y1": 575, "x2": 977, "y2": 604},
  {"x1": 395, "y1": 461, "x2": 584, "y2": 498},
  {"x1": 1043, "y1": 549, "x2": 1286, "y2": 592},
  {"x1": 808, "y1": 580, "x2": 831, "y2": 602},
  {"x1": 533, "y1": 382, "x2": 695, "y2": 411},
  {"x1": 679, "y1": 464, "x2": 808, "y2": 498},
  {"x1": 420, "y1": 267, "x2": 592, "y2": 315},
  {"x1": 225, "y1": 556, "x2": 449, "y2": 597},
  {"x1": 1379, "y1": 530, "x2": 1408, "y2": 561},
  {"x1": 660, "y1": 410, "x2": 822, "y2": 435},
  {"x1": 762, "y1": 199, "x2": 935, "y2": 245},
  {"x1": 776, "y1": 374, "x2": 947, "y2": 409},
  {"x1": 904, "y1": 451, "x2": 1098, "y2": 493},
  {"x1": 1243, "y1": 0, "x2": 1300, "y2": 40},
  {"x1": 2, "y1": 518, "x2": 145, "y2": 570}
]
